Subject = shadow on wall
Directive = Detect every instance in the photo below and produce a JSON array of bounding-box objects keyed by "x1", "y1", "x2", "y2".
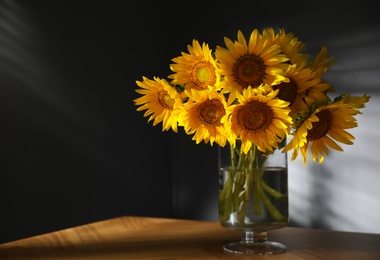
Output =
[
  {"x1": 288, "y1": 22, "x2": 380, "y2": 233},
  {"x1": 289, "y1": 94, "x2": 380, "y2": 234}
]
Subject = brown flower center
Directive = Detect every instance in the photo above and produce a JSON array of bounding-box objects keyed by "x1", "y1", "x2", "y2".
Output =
[
  {"x1": 237, "y1": 100, "x2": 273, "y2": 132},
  {"x1": 233, "y1": 54, "x2": 266, "y2": 88},
  {"x1": 198, "y1": 98, "x2": 226, "y2": 126},
  {"x1": 191, "y1": 61, "x2": 217, "y2": 90},
  {"x1": 273, "y1": 79, "x2": 298, "y2": 105},
  {"x1": 158, "y1": 90, "x2": 174, "y2": 109},
  {"x1": 307, "y1": 109, "x2": 332, "y2": 140}
]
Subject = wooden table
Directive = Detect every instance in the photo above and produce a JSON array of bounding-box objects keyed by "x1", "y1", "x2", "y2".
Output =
[{"x1": 1, "y1": 216, "x2": 380, "y2": 259}]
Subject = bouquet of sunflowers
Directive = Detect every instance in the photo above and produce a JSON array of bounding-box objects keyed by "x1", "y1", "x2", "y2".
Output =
[{"x1": 134, "y1": 27, "x2": 369, "y2": 164}]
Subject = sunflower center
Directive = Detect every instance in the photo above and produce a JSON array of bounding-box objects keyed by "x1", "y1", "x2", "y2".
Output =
[
  {"x1": 191, "y1": 61, "x2": 217, "y2": 90},
  {"x1": 237, "y1": 100, "x2": 273, "y2": 132},
  {"x1": 273, "y1": 79, "x2": 298, "y2": 105},
  {"x1": 158, "y1": 90, "x2": 174, "y2": 109},
  {"x1": 198, "y1": 98, "x2": 225, "y2": 125},
  {"x1": 308, "y1": 110, "x2": 332, "y2": 140},
  {"x1": 233, "y1": 54, "x2": 266, "y2": 88}
]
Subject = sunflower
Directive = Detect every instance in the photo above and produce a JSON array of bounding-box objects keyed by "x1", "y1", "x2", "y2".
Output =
[
  {"x1": 263, "y1": 27, "x2": 308, "y2": 67},
  {"x1": 298, "y1": 47, "x2": 336, "y2": 107},
  {"x1": 134, "y1": 76, "x2": 182, "y2": 132},
  {"x1": 272, "y1": 63, "x2": 322, "y2": 118},
  {"x1": 263, "y1": 30, "x2": 334, "y2": 116},
  {"x1": 178, "y1": 88, "x2": 230, "y2": 147},
  {"x1": 284, "y1": 101, "x2": 366, "y2": 164},
  {"x1": 215, "y1": 29, "x2": 290, "y2": 104},
  {"x1": 335, "y1": 92, "x2": 371, "y2": 110},
  {"x1": 228, "y1": 85, "x2": 292, "y2": 154},
  {"x1": 309, "y1": 46, "x2": 336, "y2": 78},
  {"x1": 168, "y1": 39, "x2": 221, "y2": 93}
]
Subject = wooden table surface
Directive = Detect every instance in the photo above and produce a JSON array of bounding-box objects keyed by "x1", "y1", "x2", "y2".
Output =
[{"x1": 0, "y1": 216, "x2": 380, "y2": 259}]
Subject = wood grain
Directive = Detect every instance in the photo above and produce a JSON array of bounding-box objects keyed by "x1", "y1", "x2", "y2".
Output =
[{"x1": 1, "y1": 216, "x2": 380, "y2": 259}]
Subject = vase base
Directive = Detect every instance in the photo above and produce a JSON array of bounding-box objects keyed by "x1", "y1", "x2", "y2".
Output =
[{"x1": 223, "y1": 240, "x2": 286, "y2": 255}]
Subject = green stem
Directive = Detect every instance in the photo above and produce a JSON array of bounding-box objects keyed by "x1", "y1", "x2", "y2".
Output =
[
  {"x1": 219, "y1": 171, "x2": 233, "y2": 222},
  {"x1": 261, "y1": 180, "x2": 287, "y2": 198},
  {"x1": 230, "y1": 143, "x2": 236, "y2": 169},
  {"x1": 258, "y1": 186, "x2": 286, "y2": 221},
  {"x1": 252, "y1": 146, "x2": 263, "y2": 215}
]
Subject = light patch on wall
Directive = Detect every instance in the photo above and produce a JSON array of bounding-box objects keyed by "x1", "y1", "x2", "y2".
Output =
[{"x1": 289, "y1": 94, "x2": 380, "y2": 234}]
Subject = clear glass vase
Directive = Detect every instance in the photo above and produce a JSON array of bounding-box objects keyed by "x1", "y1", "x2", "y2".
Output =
[{"x1": 218, "y1": 140, "x2": 289, "y2": 255}]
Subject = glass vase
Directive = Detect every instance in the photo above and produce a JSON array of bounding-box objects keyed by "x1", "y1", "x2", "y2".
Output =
[{"x1": 218, "y1": 140, "x2": 289, "y2": 255}]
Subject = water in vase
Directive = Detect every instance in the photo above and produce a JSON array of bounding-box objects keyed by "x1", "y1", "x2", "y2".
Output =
[{"x1": 219, "y1": 166, "x2": 289, "y2": 233}]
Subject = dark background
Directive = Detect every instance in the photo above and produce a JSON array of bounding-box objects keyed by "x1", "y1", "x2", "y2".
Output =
[{"x1": 1, "y1": 0, "x2": 379, "y2": 243}]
